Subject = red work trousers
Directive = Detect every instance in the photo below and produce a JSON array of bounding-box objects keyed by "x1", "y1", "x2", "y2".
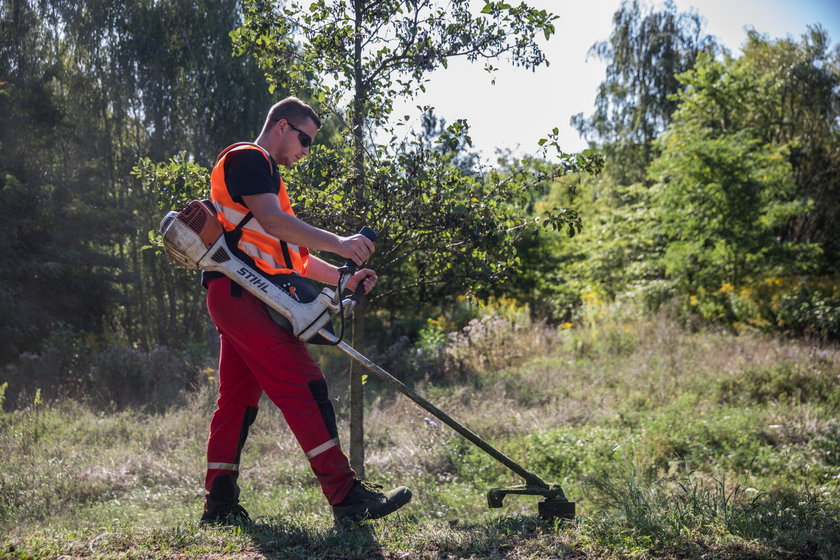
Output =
[{"x1": 204, "y1": 276, "x2": 355, "y2": 506}]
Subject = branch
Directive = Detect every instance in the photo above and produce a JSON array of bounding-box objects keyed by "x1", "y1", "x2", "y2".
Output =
[{"x1": 371, "y1": 277, "x2": 455, "y2": 303}]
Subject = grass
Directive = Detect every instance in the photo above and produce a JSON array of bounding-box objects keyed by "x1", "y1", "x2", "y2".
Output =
[{"x1": 1, "y1": 312, "x2": 838, "y2": 558}]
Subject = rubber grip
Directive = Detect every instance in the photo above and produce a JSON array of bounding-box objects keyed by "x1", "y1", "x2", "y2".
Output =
[{"x1": 340, "y1": 226, "x2": 378, "y2": 274}]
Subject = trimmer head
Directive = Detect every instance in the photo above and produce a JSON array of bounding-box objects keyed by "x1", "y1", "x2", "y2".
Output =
[
  {"x1": 488, "y1": 483, "x2": 575, "y2": 519},
  {"x1": 537, "y1": 498, "x2": 576, "y2": 519}
]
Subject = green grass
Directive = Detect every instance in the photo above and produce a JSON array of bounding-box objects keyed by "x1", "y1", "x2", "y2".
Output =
[{"x1": 1, "y1": 314, "x2": 838, "y2": 558}]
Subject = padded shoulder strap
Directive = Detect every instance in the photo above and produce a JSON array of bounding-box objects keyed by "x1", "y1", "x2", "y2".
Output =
[
  {"x1": 215, "y1": 143, "x2": 271, "y2": 230},
  {"x1": 215, "y1": 142, "x2": 272, "y2": 164}
]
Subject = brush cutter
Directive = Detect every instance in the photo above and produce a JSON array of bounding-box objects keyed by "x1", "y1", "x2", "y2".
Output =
[{"x1": 160, "y1": 200, "x2": 575, "y2": 520}]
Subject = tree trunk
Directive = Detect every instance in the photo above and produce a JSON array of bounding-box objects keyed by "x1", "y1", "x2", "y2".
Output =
[
  {"x1": 348, "y1": 0, "x2": 367, "y2": 479},
  {"x1": 349, "y1": 298, "x2": 367, "y2": 478}
]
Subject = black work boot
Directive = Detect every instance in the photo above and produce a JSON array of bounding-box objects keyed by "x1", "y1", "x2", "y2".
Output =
[
  {"x1": 332, "y1": 480, "x2": 412, "y2": 524},
  {"x1": 199, "y1": 502, "x2": 251, "y2": 526},
  {"x1": 199, "y1": 474, "x2": 251, "y2": 526}
]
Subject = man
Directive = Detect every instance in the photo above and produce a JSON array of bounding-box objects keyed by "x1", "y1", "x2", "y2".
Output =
[{"x1": 200, "y1": 96, "x2": 411, "y2": 525}]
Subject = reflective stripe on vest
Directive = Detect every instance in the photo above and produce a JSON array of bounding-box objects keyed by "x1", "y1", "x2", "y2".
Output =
[{"x1": 210, "y1": 143, "x2": 309, "y2": 276}]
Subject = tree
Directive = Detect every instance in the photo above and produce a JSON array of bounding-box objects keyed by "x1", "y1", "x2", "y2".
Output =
[
  {"x1": 523, "y1": 175, "x2": 668, "y2": 319},
  {"x1": 572, "y1": 0, "x2": 716, "y2": 184},
  {"x1": 227, "y1": 0, "x2": 598, "y2": 474},
  {"x1": 649, "y1": 129, "x2": 807, "y2": 293},
  {"x1": 51, "y1": 0, "x2": 278, "y2": 349},
  {"x1": 0, "y1": 0, "x2": 121, "y2": 364},
  {"x1": 641, "y1": 31, "x2": 837, "y2": 332},
  {"x1": 0, "y1": 0, "x2": 282, "y2": 367},
  {"x1": 672, "y1": 27, "x2": 840, "y2": 267}
]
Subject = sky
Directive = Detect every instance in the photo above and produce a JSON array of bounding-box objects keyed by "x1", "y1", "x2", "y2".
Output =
[{"x1": 389, "y1": 0, "x2": 840, "y2": 160}]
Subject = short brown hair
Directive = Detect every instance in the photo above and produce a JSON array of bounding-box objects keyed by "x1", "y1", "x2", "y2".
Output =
[{"x1": 262, "y1": 96, "x2": 321, "y2": 134}]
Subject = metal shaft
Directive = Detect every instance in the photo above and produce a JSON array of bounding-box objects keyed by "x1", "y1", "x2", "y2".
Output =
[{"x1": 322, "y1": 330, "x2": 548, "y2": 489}]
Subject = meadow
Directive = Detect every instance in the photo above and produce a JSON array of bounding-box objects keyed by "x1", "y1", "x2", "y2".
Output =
[{"x1": 1, "y1": 312, "x2": 838, "y2": 559}]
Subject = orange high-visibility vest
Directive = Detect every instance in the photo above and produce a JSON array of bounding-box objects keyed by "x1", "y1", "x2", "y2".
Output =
[{"x1": 210, "y1": 143, "x2": 310, "y2": 277}]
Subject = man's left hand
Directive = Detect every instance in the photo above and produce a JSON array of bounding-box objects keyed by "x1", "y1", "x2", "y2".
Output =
[{"x1": 347, "y1": 269, "x2": 378, "y2": 295}]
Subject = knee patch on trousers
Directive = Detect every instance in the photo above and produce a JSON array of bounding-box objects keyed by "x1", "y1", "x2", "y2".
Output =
[
  {"x1": 308, "y1": 379, "x2": 338, "y2": 439},
  {"x1": 235, "y1": 406, "x2": 259, "y2": 464}
]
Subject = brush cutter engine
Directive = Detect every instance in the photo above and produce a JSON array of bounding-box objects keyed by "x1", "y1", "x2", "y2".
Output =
[{"x1": 159, "y1": 200, "x2": 341, "y2": 341}]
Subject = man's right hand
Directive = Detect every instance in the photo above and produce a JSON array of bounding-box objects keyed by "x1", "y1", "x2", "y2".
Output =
[
  {"x1": 338, "y1": 233, "x2": 375, "y2": 265},
  {"x1": 243, "y1": 193, "x2": 375, "y2": 263}
]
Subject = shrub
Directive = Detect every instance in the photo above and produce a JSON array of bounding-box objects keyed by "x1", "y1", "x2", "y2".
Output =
[
  {"x1": 444, "y1": 315, "x2": 538, "y2": 379},
  {"x1": 83, "y1": 345, "x2": 194, "y2": 411},
  {"x1": 411, "y1": 318, "x2": 448, "y2": 379},
  {"x1": 771, "y1": 278, "x2": 840, "y2": 339},
  {"x1": 714, "y1": 358, "x2": 840, "y2": 409},
  {"x1": 685, "y1": 276, "x2": 840, "y2": 341},
  {"x1": 387, "y1": 297, "x2": 557, "y2": 383},
  {"x1": 1, "y1": 326, "x2": 90, "y2": 410},
  {"x1": 0, "y1": 326, "x2": 198, "y2": 411}
]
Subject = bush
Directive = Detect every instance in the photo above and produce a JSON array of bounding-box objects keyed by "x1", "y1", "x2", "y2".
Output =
[
  {"x1": 771, "y1": 279, "x2": 840, "y2": 339},
  {"x1": 714, "y1": 359, "x2": 840, "y2": 409},
  {"x1": 83, "y1": 345, "x2": 195, "y2": 411},
  {"x1": 394, "y1": 298, "x2": 559, "y2": 383},
  {"x1": 685, "y1": 276, "x2": 840, "y2": 341},
  {"x1": 0, "y1": 326, "x2": 198, "y2": 411},
  {"x1": 444, "y1": 315, "x2": 538, "y2": 379}
]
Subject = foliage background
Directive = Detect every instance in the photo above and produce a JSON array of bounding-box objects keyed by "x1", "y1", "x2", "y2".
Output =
[
  {"x1": 1, "y1": 0, "x2": 838, "y2": 405},
  {"x1": 1, "y1": 1, "x2": 839, "y2": 557}
]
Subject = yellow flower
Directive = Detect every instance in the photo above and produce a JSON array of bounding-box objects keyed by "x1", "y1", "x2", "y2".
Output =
[
  {"x1": 689, "y1": 295, "x2": 698, "y2": 306},
  {"x1": 581, "y1": 291, "x2": 604, "y2": 306},
  {"x1": 719, "y1": 283, "x2": 735, "y2": 294}
]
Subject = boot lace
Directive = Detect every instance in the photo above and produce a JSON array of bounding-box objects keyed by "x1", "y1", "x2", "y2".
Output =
[
  {"x1": 358, "y1": 480, "x2": 383, "y2": 493},
  {"x1": 349, "y1": 479, "x2": 386, "y2": 500}
]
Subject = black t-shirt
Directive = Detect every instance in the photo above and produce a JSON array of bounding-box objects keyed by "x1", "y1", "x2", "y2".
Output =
[
  {"x1": 201, "y1": 146, "x2": 281, "y2": 288},
  {"x1": 224, "y1": 147, "x2": 280, "y2": 203}
]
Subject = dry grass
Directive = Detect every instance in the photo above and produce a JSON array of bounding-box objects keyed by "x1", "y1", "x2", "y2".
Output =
[{"x1": 1, "y1": 312, "x2": 838, "y2": 558}]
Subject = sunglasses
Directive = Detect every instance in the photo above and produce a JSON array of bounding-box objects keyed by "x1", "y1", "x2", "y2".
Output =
[{"x1": 286, "y1": 121, "x2": 312, "y2": 148}]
